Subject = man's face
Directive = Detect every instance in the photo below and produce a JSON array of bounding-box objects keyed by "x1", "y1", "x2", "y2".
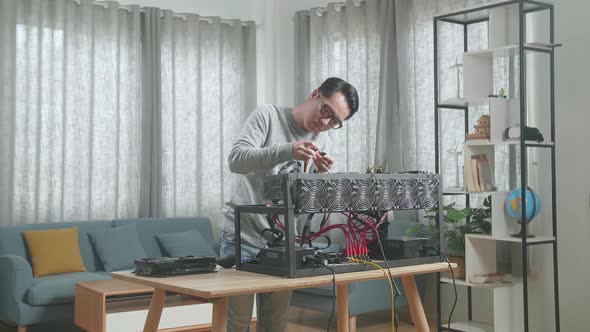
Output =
[{"x1": 304, "y1": 91, "x2": 351, "y2": 133}]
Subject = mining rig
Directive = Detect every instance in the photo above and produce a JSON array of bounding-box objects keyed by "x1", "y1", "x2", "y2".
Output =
[{"x1": 235, "y1": 172, "x2": 443, "y2": 278}]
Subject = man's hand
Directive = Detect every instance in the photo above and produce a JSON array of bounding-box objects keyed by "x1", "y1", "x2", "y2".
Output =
[
  {"x1": 313, "y1": 152, "x2": 334, "y2": 173},
  {"x1": 292, "y1": 141, "x2": 319, "y2": 161}
]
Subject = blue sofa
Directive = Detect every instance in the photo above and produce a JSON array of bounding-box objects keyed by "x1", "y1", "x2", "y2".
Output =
[
  {"x1": 0, "y1": 216, "x2": 424, "y2": 332},
  {"x1": 291, "y1": 220, "x2": 427, "y2": 327},
  {"x1": 0, "y1": 217, "x2": 215, "y2": 331}
]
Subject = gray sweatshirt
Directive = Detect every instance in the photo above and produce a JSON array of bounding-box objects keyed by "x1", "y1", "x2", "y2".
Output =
[{"x1": 221, "y1": 104, "x2": 331, "y2": 246}]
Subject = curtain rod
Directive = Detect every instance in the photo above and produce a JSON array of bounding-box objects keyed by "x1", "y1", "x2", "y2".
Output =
[
  {"x1": 163, "y1": 14, "x2": 254, "y2": 27},
  {"x1": 311, "y1": 0, "x2": 364, "y2": 15},
  {"x1": 71, "y1": 0, "x2": 254, "y2": 26}
]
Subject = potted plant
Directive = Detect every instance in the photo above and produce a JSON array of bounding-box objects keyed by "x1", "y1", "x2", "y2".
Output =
[{"x1": 407, "y1": 195, "x2": 492, "y2": 280}]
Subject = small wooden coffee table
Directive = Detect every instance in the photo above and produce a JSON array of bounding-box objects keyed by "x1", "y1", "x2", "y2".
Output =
[
  {"x1": 74, "y1": 278, "x2": 257, "y2": 332},
  {"x1": 112, "y1": 262, "x2": 454, "y2": 332}
]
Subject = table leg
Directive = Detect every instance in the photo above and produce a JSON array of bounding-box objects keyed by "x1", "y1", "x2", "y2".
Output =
[
  {"x1": 402, "y1": 276, "x2": 429, "y2": 332},
  {"x1": 144, "y1": 288, "x2": 166, "y2": 332},
  {"x1": 349, "y1": 316, "x2": 357, "y2": 332},
  {"x1": 211, "y1": 297, "x2": 229, "y2": 332},
  {"x1": 336, "y1": 284, "x2": 349, "y2": 332}
]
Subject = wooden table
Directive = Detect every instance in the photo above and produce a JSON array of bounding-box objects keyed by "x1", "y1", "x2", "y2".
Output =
[
  {"x1": 75, "y1": 279, "x2": 258, "y2": 332},
  {"x1": 112, "y1": 262, "x2": 454, "y2": 332}
]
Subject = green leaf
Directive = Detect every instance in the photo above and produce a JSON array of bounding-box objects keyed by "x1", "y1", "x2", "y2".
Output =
[
  {"x1": 421, "y1": 197, "x2": 493, "y2": 258},
  {"x1": 446, "y1": 209, "x2": 466, "y2": 222},
  {"x1": 445, "y1": 202, "x2": 457, "y2": 209},
  {"x1": 460, "y1": 207, "x2": 473, "y2": 215}
]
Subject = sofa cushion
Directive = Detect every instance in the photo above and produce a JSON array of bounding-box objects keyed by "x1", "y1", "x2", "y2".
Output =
[
  {"x1": 156, "y1": 229, "x2": 217, "y2": 257},
  {"x1": 0, "y1": 220, "x2": 112, "y2": 272},
  {"x1": 23, "y1": 228, "x2": 87, "y2": 277},
  {"x1": 113, "y1": 217, "x2": 215, "y2": 258},
  {"x1": 88, "y1": 224, "x2": 147, "y2": 272},
  {"x1": 26, "y1": 271, "x2": 111, "y2": 306}
]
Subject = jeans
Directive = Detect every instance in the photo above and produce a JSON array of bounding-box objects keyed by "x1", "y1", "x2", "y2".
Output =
[{"x1": 220, "y1": 234, "x2": 291, "y2": 332}]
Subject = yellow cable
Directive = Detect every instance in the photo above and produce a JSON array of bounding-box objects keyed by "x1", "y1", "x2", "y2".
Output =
[{"x1": 350, "y1": 258, "x2": 395, "y2": 332}]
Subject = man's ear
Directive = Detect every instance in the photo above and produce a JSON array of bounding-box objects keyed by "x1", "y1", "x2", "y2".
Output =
[{"x1": 308, "y1": 88, "x2": 320, "y2": 101}]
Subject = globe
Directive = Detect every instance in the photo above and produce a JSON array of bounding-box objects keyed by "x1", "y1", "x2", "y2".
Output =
[{"x1": 505, "y1": 188, "x2": 541, "y2": 224}]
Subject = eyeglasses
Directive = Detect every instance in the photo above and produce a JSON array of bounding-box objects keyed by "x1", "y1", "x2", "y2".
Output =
[{"x1": 319, "y1": 97, "x2": 343, "y2": 129}]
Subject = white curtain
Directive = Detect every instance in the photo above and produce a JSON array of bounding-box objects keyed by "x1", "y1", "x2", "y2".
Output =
[
  {"x1": 396, "y1": 0, "x2": 516, "y2": 203},
  {"x1": 294, "y1": 1, "x2": 383, "y2": 173},
  {"x1": 0, "y1": 0, "x2": 143, "y2": 225},
  {"x1": 0, "y1": 0, "x2": 257, "y2": 226},
  {"x1": 159, "y1": 12, "x2": 257, "y2": 222},
  {"x1": 294, "y1": 0, "x2": 517, "y2": 192}
]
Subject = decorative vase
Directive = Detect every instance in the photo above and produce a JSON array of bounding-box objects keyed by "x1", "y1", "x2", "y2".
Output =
[{"x1": 448, "y1": 256, "x2": 466, "y2": 280}]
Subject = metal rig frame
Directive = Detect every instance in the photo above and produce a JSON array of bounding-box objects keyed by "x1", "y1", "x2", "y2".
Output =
[{"x1": 235, "y1": 172, "x2": 444, "y2": 278}]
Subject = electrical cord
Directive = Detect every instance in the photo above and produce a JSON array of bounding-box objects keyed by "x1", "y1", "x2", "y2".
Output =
[
  {"x1": 375, "y1": 232, "x2": 402, "y2": 296},
  {"x1": 350, "y1": 258, "x2": 397, "y2": 332},
  {"x1": 374, "y1": 233, "x2": 400, "y2": 330},
  {"x1": 350, "y1": 211, "x2": 401, "y2": 295},
  {"x1": 422, "y1": 245, "x2": 457, "y2": 332},
  {"x1": 306, "y1": 256, "x2": 336, "y2": 332}
]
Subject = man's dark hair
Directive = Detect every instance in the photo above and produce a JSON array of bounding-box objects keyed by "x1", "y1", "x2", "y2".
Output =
[{"x1": 318, "y1": 77, "x2": 359, "y2": 120}]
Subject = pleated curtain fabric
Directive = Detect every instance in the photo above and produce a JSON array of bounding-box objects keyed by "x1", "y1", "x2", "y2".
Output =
[
  {"x1": 158, "y1": 12, "x2": 257, "y2": 221},
  {"x1": 395, "y1": 0, "x2": 516, "y2": 196},
  {"x1": 293, "y1": 11, "x2": 311, "y2": 106},
  {"x1": 140, "y1": 7, "x2": 162, "y2": 217},
  {"x1": 0, "y1": 0, "x2": 143, "y2": 225},
  {"x1": 0, "y1": 0, "x2": 257, "y2": 226},
  {"x1": 395, "y1": 0, "x2": 490, "y2": 182},
  {"x1": 294, "y1": 0, "x2": 389, "y2": 173},
  {"x1": 294, "y1": 0, "x2": 515, "y2": 197}
]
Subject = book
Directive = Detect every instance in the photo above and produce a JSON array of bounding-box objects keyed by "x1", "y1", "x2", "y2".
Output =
[
  {"x1": 477, "y1": 157, "x2": 494, "y2": 191},
  {"x1": 464, "y1": 152, "x2": 476, "y2": 191},
  {"x1": 471, "y1": 155, "x2": 485, "y2": 192}
]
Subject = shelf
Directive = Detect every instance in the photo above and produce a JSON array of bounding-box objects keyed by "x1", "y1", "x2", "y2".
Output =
[
  {"x1": 434, "y1": 0, "x2": 552, "y2": 24},
  {"x1": 464, "y1": 43, "x2": 554, "y2": 58},
  {"x1": 465, "y1": 44, "x2": 519, "y2": 57},
  {"x1": 438, "y1": 98, "x2": 488, "y2": 108},
  {"x1": 440, "y1": 276, "x2": 522, "y2": 288},
  {"x1": 444, "y1": 321, "x2": 494, "y2": 332},
  {"x1": 463, "y1": 139, "x2": 554, "y2": 147},
  {"x1": 435, "y1": 1, "x2": 559, "y2": 330},
  {"x1": 465, "y1": 234, "x2": 556, "y2": 244},
  {"x1": 443, "y1": 189, "x2": 496, "y2": 195}
]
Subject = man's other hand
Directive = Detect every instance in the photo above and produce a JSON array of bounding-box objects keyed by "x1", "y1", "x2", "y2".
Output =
[
  {"x1": 313, "y1": 153, "x2": 334, "y2": 173},
  {"x1": 292, "y1": 141, "x2": 318, "y2": 161}
]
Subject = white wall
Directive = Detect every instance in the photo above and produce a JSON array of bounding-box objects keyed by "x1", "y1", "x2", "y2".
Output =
[
  {"x1": 555, "y1": 0, "x2": 590, "y2": 331},
  {"x1": 230, "y1": 0, "x2": 332, "y2": 106},
  {"x1": 270, "y1": 0, "x2": 333, "y2": 105}
]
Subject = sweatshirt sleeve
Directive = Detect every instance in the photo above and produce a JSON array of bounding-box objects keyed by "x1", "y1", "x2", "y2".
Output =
[{"x1": 228, "y1": 105, "x2": 293, "y2": 174}]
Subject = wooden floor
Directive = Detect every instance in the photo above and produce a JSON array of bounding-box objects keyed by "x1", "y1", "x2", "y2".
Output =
[{"x1": 287, "y1": 307, "x2": 436, "y2": 332}]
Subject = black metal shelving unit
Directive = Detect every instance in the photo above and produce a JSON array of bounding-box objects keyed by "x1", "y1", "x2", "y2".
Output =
[{"x1": 433, "y1": 1, "x2": 559, "y2": 331}]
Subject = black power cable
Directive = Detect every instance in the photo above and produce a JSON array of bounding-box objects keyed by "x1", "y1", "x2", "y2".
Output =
[
  {"x1": 374, "y1": 230, "x2": 400, "y2": 329},
  {"x1": 354, "y1": 212, "x2": 402, "y2": 296},
  {"x1": 307, "y1": 256, "x2": 336, "y2": 332},
  {"x1": 422, "y1": 245, "x2": 457, "y2": 332},
  {"x1": 375, "y1": 231, "x2": 402, "y2": 296}
]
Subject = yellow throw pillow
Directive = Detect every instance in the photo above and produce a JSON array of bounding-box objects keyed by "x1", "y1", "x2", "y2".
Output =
[{"x1": 23, "y1": 227, "x2": 87, "y2": 277}]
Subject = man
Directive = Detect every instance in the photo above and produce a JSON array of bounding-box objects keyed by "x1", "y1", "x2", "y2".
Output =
[{"x1": 220, "y1": 77, "x2": 359, "y2": 331}]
